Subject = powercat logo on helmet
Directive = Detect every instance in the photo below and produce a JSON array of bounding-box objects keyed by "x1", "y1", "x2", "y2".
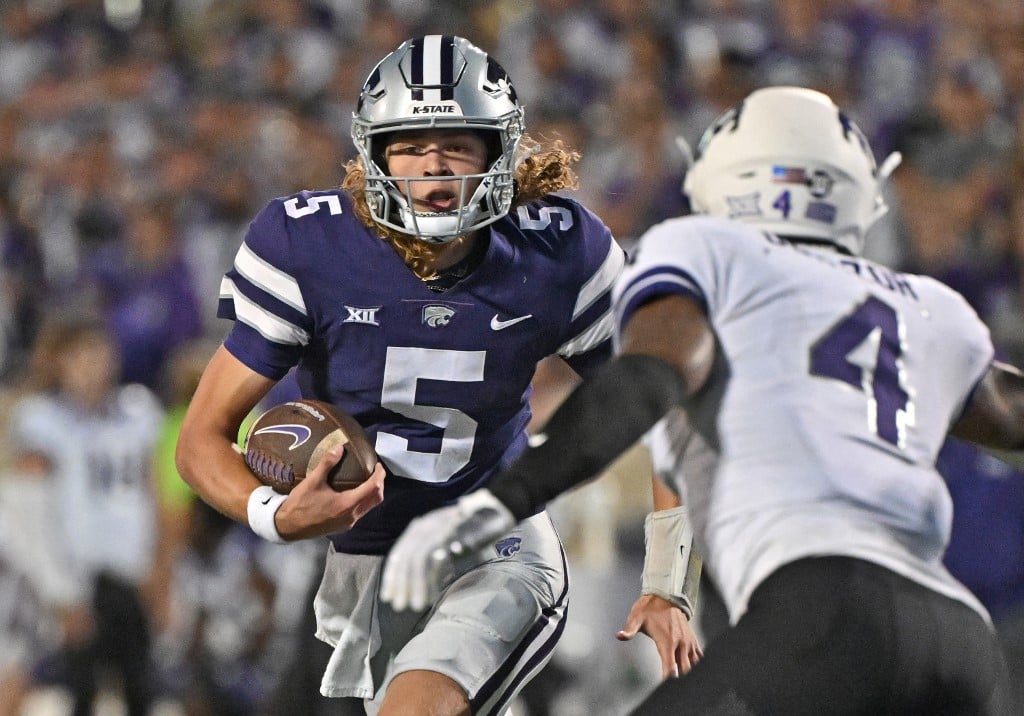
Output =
[{"x1": 409, "y1": 101, "x2": 462, "y2": 115}]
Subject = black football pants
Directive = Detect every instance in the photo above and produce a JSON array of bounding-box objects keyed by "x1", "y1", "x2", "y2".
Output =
[{"x1": 633, "y1": 556, "x2": 1012, "y2": 715}]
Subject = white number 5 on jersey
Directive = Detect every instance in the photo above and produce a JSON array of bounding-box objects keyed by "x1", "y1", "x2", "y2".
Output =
[
  {"x1": 516, "y1": 205, "x2": 573, "y2": 231},
  {"x1": 377, "y1": 347, "x2": 483, "y2": 483},
  {"x1": 284, "y1": 195, "x2": 343, "y2": 218}
]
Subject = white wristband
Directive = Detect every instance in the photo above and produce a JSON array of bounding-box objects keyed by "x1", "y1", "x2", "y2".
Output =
[
  {"x1": 247, "y1": 486, "x2": 288, "y2": 544},
  {"x1": 641, "y1": 506, "x2": 702, "y2": 618}
]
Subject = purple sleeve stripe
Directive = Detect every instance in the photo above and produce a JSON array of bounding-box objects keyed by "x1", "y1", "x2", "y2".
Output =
[{"x1": 616, "y1": 266, "x2": 708, "y2": 329}]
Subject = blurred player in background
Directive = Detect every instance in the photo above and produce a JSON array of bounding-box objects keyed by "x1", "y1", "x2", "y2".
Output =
[
  {"x1": 175, "y1": 35, "x2": 700, "y2": 714},
  {"x1": 382, "y1": 85, "x2": 1023, "y2": 714},
  {"x1": 4, "y1": 315, "x2": 165, "y2": 716}
]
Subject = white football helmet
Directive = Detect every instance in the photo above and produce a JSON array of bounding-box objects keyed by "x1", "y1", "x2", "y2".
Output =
[
  {"x1": 682, "y1": 86, "x2": 901, "y2": 256},
  {"x1": 352, "y1": 35, "x2": 525, "y2": 244}
]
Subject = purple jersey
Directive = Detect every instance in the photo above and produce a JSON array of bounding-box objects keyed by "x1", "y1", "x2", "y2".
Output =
[{"x1": 219, "y1": 189, "x2": 623, "y2": 553}]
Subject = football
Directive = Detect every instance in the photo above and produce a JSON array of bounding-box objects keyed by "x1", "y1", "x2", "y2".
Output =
[{"x1": 243, "y1": 399, "x2": 377, "y2": 494}]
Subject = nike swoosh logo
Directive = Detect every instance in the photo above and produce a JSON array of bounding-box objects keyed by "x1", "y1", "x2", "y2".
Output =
[
  {"x1": 252, "y1": 424, "x2": 312, "y2": 450},
  {"x1": 490, "y1": 314, "x2": 533, "y2": 331},
  {"x1": 261, "y1": 495, "x2": 274, "y2": 505}
]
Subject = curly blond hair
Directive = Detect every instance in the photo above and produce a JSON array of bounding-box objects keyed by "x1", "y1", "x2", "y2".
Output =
[{"x1": 340, "y1": 134, "x2": 580, "y2": 279}]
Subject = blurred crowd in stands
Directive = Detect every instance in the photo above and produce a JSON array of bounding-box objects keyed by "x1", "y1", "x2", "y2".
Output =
[{"x1": 2, "y1": 1, "x2": 1024, "y2": 714}]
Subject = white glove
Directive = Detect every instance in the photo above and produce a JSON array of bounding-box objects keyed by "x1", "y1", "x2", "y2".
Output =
[{"x1": 381, "y1": 489, "x2": 515, "y2": 612}]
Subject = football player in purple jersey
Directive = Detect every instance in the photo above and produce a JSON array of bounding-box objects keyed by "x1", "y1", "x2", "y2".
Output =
[{"x1": 176, "y1": 35, "x2": 700, "y2": 715}]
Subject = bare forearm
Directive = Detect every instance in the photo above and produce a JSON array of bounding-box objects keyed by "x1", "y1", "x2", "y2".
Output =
[
  {"x1": 176, "y1": 425, "x2": 260, "y2": 523},
  {"x1": 651, "y1": 473, "x2": 681, "y2": 511},
  {"x1": 175, "y1": 346, "x2": 387, "y2": 542},
  {"x1": 174, "y1": 345, "x2": 275, "y2": 523}
]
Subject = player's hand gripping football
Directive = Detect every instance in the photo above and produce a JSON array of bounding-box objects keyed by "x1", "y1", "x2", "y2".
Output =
[
  {"x1": 616, "y1": 594, "x2": 703, "y2": 679},
  {"x1": 381, "y1": 489, "x2": 515, "y2": 611},
  {"x1": 274, "y1": 444, "x2": 386, "y2": 540}
]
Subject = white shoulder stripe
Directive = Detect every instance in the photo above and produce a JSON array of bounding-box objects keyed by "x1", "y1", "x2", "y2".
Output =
[
  {"x1": 223, "y1": 278, "x2": 309, "y2": 346},
  {"x1": 559, "y1": 308, "x2": 614, "y2": 357},
  {"x1": 234, "y1": 242, "x2": 307, "y2": 314},
  {"x1": 573, "y1": 241, "x2": 625, "y2": 320}
]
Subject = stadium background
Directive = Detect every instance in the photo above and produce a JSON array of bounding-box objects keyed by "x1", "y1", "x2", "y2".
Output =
[{"x1": 2, "y1": 1, "x2": 1024, "y2": 714}]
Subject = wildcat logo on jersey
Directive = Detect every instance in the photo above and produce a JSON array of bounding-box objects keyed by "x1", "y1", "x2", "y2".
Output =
[
  {"x1": 423, "y1": 305, "x2": 455, "y2": 327},
  {"x1": 495, "y1": 537, "x2": 522, "y2": 558},
  {"x1": 344, "y1": 306, "x2": 381, "y2": 326}
]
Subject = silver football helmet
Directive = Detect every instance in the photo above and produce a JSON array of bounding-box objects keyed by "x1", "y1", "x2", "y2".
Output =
[
  {"x1": 352, "y1": 35, "x2": 525, "y2": 244},
  {"x1": 681, "y1": 86, "x2": 901, "y2": 256}
]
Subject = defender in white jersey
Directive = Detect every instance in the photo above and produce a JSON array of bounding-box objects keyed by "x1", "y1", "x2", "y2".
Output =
[
  {"x1": 176, "y1": 36, "x2": 638, "y2": 715},
  {"x1": 382, "y1": 87, "x2": 1024, "y2": 713}
]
